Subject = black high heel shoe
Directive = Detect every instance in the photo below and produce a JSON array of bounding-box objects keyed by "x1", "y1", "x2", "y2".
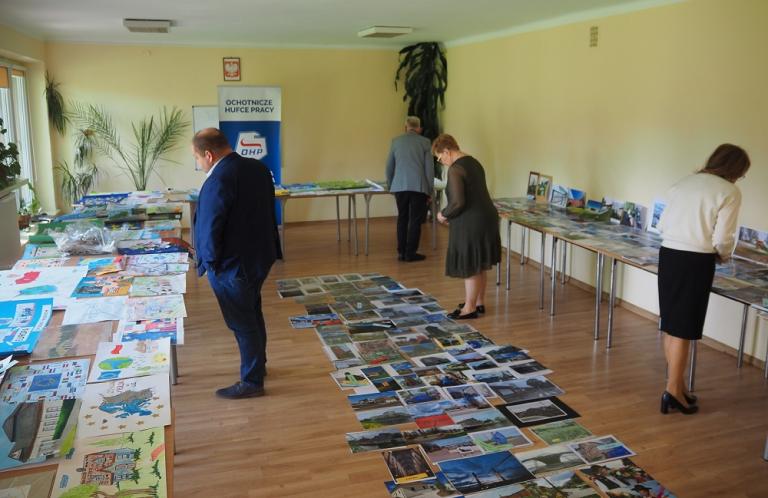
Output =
[
  {"x1": 660, "y1": 391, "x2": 698, "y2": 415},
  {"x1": 447, "y1": 309, "x2": 479, "y2": 320},
  {"x1": 458, "y1": 303, "x2": 485, "y2": 313},
  {"x1": 683, "y1": 392, "x2": 697, "y2": 405}
]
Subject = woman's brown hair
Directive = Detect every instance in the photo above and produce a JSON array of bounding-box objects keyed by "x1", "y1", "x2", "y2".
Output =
[
  {"x1": 699, "y1": 143, "x2": 751, "y2": 181},
  {"x1": 431, "y1": 134, "x2": 460, "y2": 156}
]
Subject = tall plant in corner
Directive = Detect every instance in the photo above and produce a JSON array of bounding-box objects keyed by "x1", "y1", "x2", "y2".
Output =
[
  {"x1": 395, "y1": 42, "x2": 448, "y2": 142},
  {"x1": 45, "y1": 72, "x2": 67, "y2": 135},
  {"x1": 70, "y1": 103, "x2": 189, "y2": 190}
]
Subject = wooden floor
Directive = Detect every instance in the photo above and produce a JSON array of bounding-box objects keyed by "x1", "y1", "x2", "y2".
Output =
[{"x1": 173, "y1": 217, "x2": 768, "y2": 497}]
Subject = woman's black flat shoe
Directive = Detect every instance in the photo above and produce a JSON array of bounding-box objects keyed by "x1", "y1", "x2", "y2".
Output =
[
  {"x1": 660, "y1": 391, "x2": 698, "y2": 415},
  {"x1": 458, "y1": 303, "x2": 485, "y2": 313},
  {"x1": 447, "y1": 309, "x2": 479, "y2": 320}
]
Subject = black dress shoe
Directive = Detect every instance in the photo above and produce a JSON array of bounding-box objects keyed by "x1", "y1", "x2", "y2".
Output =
[
  {"x1": 683, "y1": 392, "x2": 697, "y2": 405},
  {"x1": 404, "y1": 253, "x2": 426, "y2": 262},
  {"x1": 216, "y1": 381, "x2": 265, "y2": 399},
  {"x1": 447, "y1": 309, "x2": 479, "y2": 320},
  {"x1": 458, "y1": 303, "x2": 485, "y2": 314},
  {"x1": 660, "y1": 391, "x2": 698, "y2": 415}
]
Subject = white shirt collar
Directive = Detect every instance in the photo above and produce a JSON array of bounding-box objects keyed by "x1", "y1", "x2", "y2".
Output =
[{"x1": 206, "y1": 157, "x2": 223, "y2": 178}]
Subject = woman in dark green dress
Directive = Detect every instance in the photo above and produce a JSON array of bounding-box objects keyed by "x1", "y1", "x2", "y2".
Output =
[{"x1": 433, "y1": 134, "x2": 500, "y2": 319}]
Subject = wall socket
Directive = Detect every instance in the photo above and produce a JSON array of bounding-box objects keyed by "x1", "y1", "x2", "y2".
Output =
[{"x1": 590, "y1": 26, "x2": 599, "y2": 47}]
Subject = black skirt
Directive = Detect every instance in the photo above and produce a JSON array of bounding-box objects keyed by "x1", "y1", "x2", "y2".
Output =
[{"x1": 657, "y1": 246, "x2": 716, "y2": 340}]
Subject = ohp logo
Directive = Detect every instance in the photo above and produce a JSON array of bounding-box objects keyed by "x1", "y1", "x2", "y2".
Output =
[{"x1": 235, "y1": 132, "x2": 267, "y2": 160}]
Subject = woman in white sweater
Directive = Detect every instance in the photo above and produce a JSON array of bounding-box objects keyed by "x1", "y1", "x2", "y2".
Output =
[{"x1": 657, "y1": 143, "x2": 751, "y2": 415}]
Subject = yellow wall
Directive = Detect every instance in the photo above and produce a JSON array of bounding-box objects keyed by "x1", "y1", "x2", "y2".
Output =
[
  {"x1": 444, "y1": 0, "x2": 768, "y2": 359},
  {"x1": 0, "y1": 25, "x2": 56, "y2": 213},
  {"x1": 44, "y1": 43, "x2": 406, "y2": 221}
]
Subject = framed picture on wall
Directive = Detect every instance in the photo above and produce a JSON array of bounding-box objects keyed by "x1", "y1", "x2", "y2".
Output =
[
  {"x1": 223, "y1": 57, "x2": 241, "y2": 81},
  {"x1": 527, "y1": 171, "x2": 540, "y2": 199}
]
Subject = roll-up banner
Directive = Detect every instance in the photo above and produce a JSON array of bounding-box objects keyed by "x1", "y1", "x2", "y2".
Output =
[{"x1": 218, "y1": 86, "x2": 282, "y2": 223}]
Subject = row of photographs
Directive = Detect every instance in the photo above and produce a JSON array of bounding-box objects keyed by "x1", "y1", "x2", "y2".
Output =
[{"x1": 277, "y1": 272, "x2": 676, "y2": 498}]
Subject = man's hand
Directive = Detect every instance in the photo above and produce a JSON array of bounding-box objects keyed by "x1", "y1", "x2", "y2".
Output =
[{"x1": 437, "y1": 212, "x2": 448, "y2": 225}]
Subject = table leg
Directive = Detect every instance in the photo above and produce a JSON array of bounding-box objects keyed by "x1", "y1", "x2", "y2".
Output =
[
  {"x1": 506, "y1": 220, "x2": 512, "y2": 291},
  {"x1": 170, "y1": 344, "x2": 179, "y2": 385},
  {"x1": 278, "y1": 197, "x2": 287, "y2": 260},
  {"x1": 347, "y1": 196, "x2": 352, "y2": 242},
  {"x1": 336, "y1": 196, "x2": 341, "y2": 241},
  {"x1": 688, "y1": 340, "x2": 697, "y2": 392},
  {"x1": 432, "y1": 195, "x2": 437, "y2": 250},
  {"x1": 496, "y1": 218, "x2": 502, "y2": 285},
  {"x1": 606, "y1": 258, "x2": 618, "y2": 349},
  {"x1": 352, "y1": 195, "x2": 359, "y2": 256},
  {"x1": 550, "y1": 237, "x2": 558, "y2": 316},
  {"x1": 737, "y1": 304, "x2": 749, "y2": 368},
  {"x1": 364, "y1": 193, "x2": 372, "y2": 256},
  {"x1": 539, "y1": 232, "x2": 546, "y2": 310},
  {"x1": 594, "y1": 253, "x2": 603, "y2": 340},
  {"x1": 764, "y1": 321, "x2": 768, "y2": 379},
  {"x1": 764, "y1": 435, "x2": 768, "y2": 461},
  {"x1": 520, "y1": 227, "x2": 526, "y2": 265},
  {"x1": 561, "y1": 241, "x2": 568, "y2": 284}
]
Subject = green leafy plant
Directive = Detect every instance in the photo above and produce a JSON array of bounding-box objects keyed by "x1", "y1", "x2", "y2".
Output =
[
  {"x1": 394, "y1": 42, "x2": 448, "y2": 142},
  {"x1": 0, "y1": 118, "x2": 21, "y2": 189},
  {"x1": 69, "y1": 103, "x2": 190, "y2": 190},
  {"x1": 45, "y1": 72, "x2": 67, "y2": 134},
  {"x1": 56, "y1": 160, "x2": 98, "y2": 205}
]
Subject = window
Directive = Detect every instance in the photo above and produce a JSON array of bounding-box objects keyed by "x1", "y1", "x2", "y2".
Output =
[{"x1": 0, "y1": 61, "x2": 35, "y2": 205}]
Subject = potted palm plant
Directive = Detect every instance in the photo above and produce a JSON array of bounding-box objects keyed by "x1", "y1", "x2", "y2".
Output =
[{"x1": 69, "y1": 104, "x2": 189, "y2": 190}]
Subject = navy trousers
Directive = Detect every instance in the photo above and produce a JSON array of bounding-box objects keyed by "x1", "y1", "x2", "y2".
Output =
[{"x1": 207, "y1": 268, "x2": 268, "y2": 386}]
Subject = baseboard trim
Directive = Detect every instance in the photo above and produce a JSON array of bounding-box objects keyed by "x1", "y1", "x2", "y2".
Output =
[{"x1": 501, "y1": 245, "x2": 766, "y2": 370}]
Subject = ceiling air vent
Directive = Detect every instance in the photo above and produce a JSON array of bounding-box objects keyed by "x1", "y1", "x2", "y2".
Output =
[
  {"x1": 357, "y1": 26, "x2": 413, "y2": 39},
  {"x1": 123, "y1": 19, "x2": 172, "y2": 34}
]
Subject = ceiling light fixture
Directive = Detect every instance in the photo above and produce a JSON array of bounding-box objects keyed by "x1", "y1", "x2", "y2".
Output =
[
  {"x1": 123, "y1": 19, "x2": 172, "y2": 34},
  {"x1": 357, "y1": 26, "x2": 413, "y2": 39}
]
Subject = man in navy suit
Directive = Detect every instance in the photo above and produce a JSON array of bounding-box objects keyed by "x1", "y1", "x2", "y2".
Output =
[{"x1": 192, "y1": 128, "x2": 280, "y2": 399}]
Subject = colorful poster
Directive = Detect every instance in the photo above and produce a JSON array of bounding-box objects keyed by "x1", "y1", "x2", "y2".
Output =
[
  {"x1": 123, "y1": 295, "x2": 187, "y2": 321},
  {"x1": 0, "y1": 398, "x2": 81, "y2": 471},
  {"x1": 0, "y1": 359, "x2": 90, "y2": 404},
  {"x1": 0, "y1": 267, "x2": 88, "y2": 309},
  {"x1": 50, "y1": 427, "x2": 167, "y2": 498},
  {"x1": 115, "y1": 318, "x2": 184, "y2": 345},
  {"x1": 129, "y1": 274, "x2": 186, "y2": 297},
  {"x1": 218, "y1": 85, "x2": 282, "y2": 221},
  {"x1": 71, "y1": 275, "x2": 133, "y2": 298},
  {"x1": 0, "y1": 298, "x2": 53, "y2": 355},
  {"x1": 78, "y1": 373, "x2": 171, "y2": 438},
  {"x1": 88, "y1": 339, "x2": 171, "y2": 383}
]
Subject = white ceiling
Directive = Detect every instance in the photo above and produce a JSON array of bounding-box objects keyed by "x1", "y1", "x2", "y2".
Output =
[{"x1": 1, "y1": 0, "x2": 678, "y2": 48}]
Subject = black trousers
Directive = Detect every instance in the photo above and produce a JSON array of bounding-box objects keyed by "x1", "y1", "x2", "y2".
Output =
[{"x1": 395, "y1": 191, "x2": 428, "y2": 257}]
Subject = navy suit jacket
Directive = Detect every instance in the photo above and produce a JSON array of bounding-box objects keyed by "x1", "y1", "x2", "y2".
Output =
[{"x1": 194, "y1": 152, "x2": 281, "y2": 281}]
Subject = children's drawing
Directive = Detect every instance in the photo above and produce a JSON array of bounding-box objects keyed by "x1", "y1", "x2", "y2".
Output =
[
  {"x1": 62, "y1": 296, "x2": 128, "y2": 326},
  {"x1": 123, "y1": 295, "x2": 187, "y2": 321},
  {"x1": 114, "y1": 318, "x2": 184, "y2": 345},
  {"x1": 88, "y1": 339, "x2": 171, "y2": 383},
  {"x1": 0, "y1": 298, "x2": 53, "y2": 355},
  {"x1": 78, "y1": 373, "x2": 171, "y2": 438},
  {"x1": 0, "y1": 359, "x2": 90, "y2": 404},
  {"x1": 129, "y1": 275, "x2": 186, "y2": 297},
  {"x1": 51, "y1": 427, "x2": 167, "y2": 498},
  {"x1": 0, "y1": 267, "x2": 88, "y2": 309}
]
